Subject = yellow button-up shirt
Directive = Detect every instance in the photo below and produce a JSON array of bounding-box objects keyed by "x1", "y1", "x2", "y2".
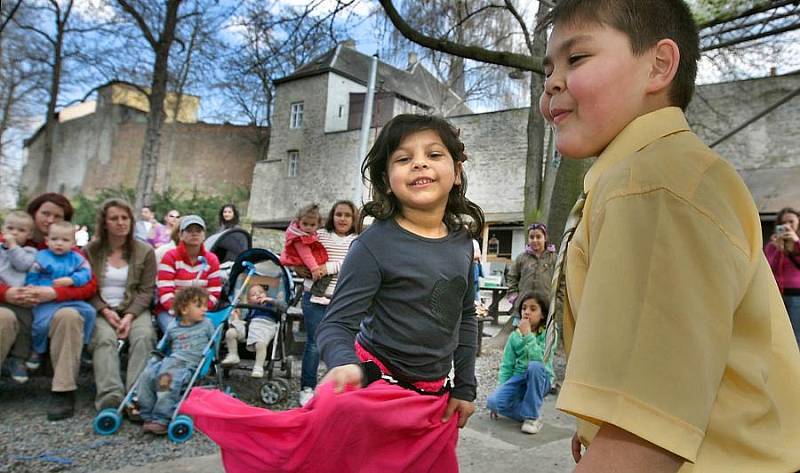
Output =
[{"x1": 558, "y1": 107, "x2": 800, "y2": 472}]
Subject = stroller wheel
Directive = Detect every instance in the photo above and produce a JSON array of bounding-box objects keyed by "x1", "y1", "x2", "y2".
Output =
[
  {"x1": 168, "y1": 415, "x2": 194, "y2": 443},
  {"x1": 260, "y1": 380, "x2": 288, "y2": 405},
  {"x1": 94, "y1": 408, "x2": 122, "y2": 436}
]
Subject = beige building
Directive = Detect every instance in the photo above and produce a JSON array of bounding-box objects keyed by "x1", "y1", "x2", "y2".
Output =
[{"x1": 20, "y1": 82, "x2": 267, "y2": 200}]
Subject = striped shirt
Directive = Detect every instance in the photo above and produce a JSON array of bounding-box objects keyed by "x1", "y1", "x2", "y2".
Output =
[
  {"x1": 308, "y1": 229, "x2": 357, "y2": 305},
  {"x1": 156, "y1": 241, "x2": 221, "y2": 313}
]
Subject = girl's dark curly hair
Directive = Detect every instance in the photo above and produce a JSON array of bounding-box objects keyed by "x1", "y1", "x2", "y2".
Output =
[{"x1": 359, "y1": 114, "x2": 484, "y2": 236}]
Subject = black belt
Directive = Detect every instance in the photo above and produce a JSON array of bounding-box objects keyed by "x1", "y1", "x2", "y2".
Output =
[{"x1": 360, "y1": 361, "x2": 451, "y2": 396}]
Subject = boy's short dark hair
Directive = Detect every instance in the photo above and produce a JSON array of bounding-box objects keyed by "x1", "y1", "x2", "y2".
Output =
[
  {"x1": 545, "y1": 0, "x2": 700, "y2": 110},
  {"x1": 173, "y1": 287, "x2": 209, "y2": 317}
]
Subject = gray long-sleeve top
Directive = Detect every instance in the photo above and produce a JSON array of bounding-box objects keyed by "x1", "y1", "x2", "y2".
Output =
[
  {"x1": 0, "y1": 244, "x2": 37, "y2": 287},
  {"x1": 317, "y1": 218, "x2": 478, "y2": 401}
]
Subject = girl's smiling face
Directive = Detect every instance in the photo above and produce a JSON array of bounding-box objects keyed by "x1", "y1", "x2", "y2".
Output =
[
  {"x1": 528, "y1": 229, "x2": 546, "y2": 253},
  {"x1": 386, "y1": 129, "x2": 461, "y2": 216},
  {"x1": 521, "y1": 298, "x2": 544, "y2": 330}
]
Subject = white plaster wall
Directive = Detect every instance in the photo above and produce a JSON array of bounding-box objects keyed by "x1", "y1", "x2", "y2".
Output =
[{"x1": 324, "y1": 73, "x2": 366, "y2": 133}]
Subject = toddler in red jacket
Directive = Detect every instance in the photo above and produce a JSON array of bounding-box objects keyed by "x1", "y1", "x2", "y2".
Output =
[{"x1": 279, "y1": 204, "x2": 332, "y2": 297}]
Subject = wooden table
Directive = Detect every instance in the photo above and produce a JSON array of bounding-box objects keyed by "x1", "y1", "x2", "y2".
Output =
[{"x1": 479, "y1": 285, "x2": 509, "y2": 325}]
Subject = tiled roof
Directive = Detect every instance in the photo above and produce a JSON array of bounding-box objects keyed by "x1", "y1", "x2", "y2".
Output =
[{"x1": 275, "y1": 44, "x2": 471, "y2": 116}]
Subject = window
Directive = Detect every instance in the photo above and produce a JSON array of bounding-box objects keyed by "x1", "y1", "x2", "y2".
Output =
[
  {"x1": 290, "y1": 102, "x2": 304, "y2": 128},
  {"x1": 287, "y1": 150, "x2": 299, "y2": 177}
]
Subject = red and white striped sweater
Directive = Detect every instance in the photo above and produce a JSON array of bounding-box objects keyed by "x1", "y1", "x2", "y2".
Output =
[{"x1": 156, "y1": 241, "x2": 221, "y2": 313}]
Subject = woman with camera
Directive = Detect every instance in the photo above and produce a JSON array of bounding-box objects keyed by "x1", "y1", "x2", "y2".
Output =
[{"x1": 765, "y1": 207, "x2": 800, "y2": 347}]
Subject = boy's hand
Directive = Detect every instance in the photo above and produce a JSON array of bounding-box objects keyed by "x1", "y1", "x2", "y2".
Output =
[
  {"x1": 2, "y1": 232, "x2": 17, "y2": 248},
  {"x1": 441, "y1": 398, "x2": 475, "y2": 428},
  {"x1": 231, "y1": 309, "x2": 241, "y2": 320},
  {"x1": 311, "y1": 266, "x2": 326, "y2": 281},
  {"x1": 518, "y1": 318, "x2": 531, "y2": 335},
  {"x1": 572, "y1": 431, "x2": 584, "y2": 463},
  {"x1": 320, "y1": 364, "x2": 363, "y2": 393},
  {"x1": 53, "y1": 277, "x2": 74, "y2": 287}
]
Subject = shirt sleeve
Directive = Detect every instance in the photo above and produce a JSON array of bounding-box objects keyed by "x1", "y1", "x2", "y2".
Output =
[
  {"x1": 557, "y1": 189, "x2": 750, "y2": 462},
  {"x1": 451, "y1": 252, "x2": 478, "y2": 401},
  {"x1": 69, "y1": 253, "x2": 92, "y2": 287},
  {"x1": 317, "y1": 239, "x2": 381, "y2": 369},
  {"x1": 158, "y1": 252, "x2": 178, "y2": 311},
  {"x1": 8, "y1": 246, "x2": 36, "y2": 272},
  {"x1": 293, "y1": 241, "x2": 319, "y2": 271},
  {"x1": 54, "y1": 274, "x2": 97, "y2": 301}
]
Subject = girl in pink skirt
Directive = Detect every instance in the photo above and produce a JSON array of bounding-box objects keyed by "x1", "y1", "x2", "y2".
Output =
[{"x1": 181, "y1": 114, "x2": 484, "y2": 472}]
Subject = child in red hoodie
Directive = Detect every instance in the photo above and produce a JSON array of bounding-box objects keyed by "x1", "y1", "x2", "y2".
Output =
[{"x1": 279, "y1": 204, "x2": 332, "y2": 297}]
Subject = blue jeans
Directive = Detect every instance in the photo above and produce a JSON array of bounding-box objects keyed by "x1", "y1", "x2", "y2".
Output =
[
  {"x1": 784, "y1": 294, "x2": 800, "y2": 348},
  {"x1": 487, "y1": 361, "x2": 551, "y2": 422},
  {"x1": 137, "y1": 356, "x2": 193, "y2": 424},
  {"x1": 301, "y1": 292, "x2": 326, "y2": 390},
  {"x1": 157, "y1": 311, "x2": 175, "y2": 335}
]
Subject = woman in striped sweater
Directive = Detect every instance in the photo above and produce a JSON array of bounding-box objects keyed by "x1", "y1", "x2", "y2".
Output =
[
  {"x1": 295, "y1": 200, "x2": 359, "y2": 406},
  {"x1": 155, "y1": 215, "x2": 221, "y2": 334}
]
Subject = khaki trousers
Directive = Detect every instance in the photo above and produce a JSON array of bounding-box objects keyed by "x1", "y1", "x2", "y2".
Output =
[
  {"x1": 91, "y1": 312, "x2": 156, "y2": 410},
  {"x1": 0, "y1": 304, "x2": 33, "y2": 363},
  {"x1": 49, "y1": 308, "x2": 84, "y2": 392}
]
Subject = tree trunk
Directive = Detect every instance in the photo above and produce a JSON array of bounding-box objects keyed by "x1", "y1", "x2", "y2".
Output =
[
  {"x1": 132, "y1": 0, "x2": 181, "y2": 210},
  {"x1": 546, "y1": 158, "x2": 593, "y2": 248},
  {"x1": 38, "y1": 20, "x2": 64, "y2": 195},
  {"x1": 521, "y1": 0, "x2": 550, "y2": 226}
]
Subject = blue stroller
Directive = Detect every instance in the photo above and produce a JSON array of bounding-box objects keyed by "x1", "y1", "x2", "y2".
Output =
[
  {"x1": 93, "y1": 259, "x2": 282, "y2": 443},
  {"x1": 220, "y1": 248, "x2": 296, "y2": 405}
]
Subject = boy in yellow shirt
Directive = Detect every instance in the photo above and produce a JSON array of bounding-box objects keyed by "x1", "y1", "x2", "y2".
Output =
[{"x1": 539, "y1": 1, "x2": 800, "y2": 472}]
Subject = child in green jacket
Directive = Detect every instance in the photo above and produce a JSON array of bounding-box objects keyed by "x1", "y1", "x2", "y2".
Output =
[{"x1": 488, "y1": 291, "x2": 554, "y2": 434}]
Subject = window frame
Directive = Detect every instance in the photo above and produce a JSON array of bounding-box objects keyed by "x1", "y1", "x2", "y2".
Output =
[
  {"x1": 290, "y1": 102, "x2": 304, "y2": 129},
  {"x1": 287, "y1": 150, "x2": 299, "y2": 177}
]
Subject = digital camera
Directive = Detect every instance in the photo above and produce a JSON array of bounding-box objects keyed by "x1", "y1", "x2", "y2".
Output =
[{"x1": 775, "y1": 224, "x2": 789, "y2": 234}]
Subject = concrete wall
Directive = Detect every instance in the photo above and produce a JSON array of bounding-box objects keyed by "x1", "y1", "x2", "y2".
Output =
[
  {"x1": 20, "y1": 102, "x2": 264, "y2": 200},
  {"x1": 247, "y1": 72, "x2": 800, "y2": 227},
  {"x1": 686, "y1": 72, "x2": 800, "y2": 171}
]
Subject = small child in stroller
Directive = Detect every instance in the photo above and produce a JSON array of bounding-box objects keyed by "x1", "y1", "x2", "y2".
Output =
[
  {"x1": 221, "y1": 284, "x2": 279, "y2": 378},
  {"x1": 139, "y1": 287, "x2": 215, "y2": 435}
]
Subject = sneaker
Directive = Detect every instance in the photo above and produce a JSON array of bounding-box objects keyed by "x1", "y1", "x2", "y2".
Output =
[
  {"x1": 47, "y1": 391, "x2": 76, "y2": 421},
  {"x1": 142, "y1": 422, "x2": 168, "y2": 435},
  {"x1": 521, "y1": 418, "x2": 543, "y2": 435},
  {"x1": 221, "y1": 353, "x2": 240, "y2": 367},
  {"x1": 251, "y1": 366, "x2": 264, "y2": 378},
  {"x1": 298, "y1": 387, "x2": 314, "y2": 407},
  {"x1": 26, "y1": 352, "x2": 43, "y2": 371},
  {"x1": 8, "y1": 358, "x2": 29, "y2": 384}
]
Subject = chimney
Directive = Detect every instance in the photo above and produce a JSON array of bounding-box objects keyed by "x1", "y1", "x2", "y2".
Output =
[
  {"x1": 770, "y1": 66, "x2": 777, "y2": 77},
  {"x1": 341, "y1": 39, "x2": 356, "y2": 49},
  {"x1": 407, "y1": 52, "x2": 418, "y2": 70}
]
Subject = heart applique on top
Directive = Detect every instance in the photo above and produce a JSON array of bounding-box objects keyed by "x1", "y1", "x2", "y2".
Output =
[{"x1": 429, "y1": 276, "x2": 468, "y2": 331}]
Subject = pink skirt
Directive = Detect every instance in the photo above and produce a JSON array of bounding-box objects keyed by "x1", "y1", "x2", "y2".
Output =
[{"x1": 180, "y1": 373, "x2": 459, "y2": 472}]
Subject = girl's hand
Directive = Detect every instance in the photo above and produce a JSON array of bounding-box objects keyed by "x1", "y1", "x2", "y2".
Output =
[
  {"x1": 311, "y1": 266, "x2": 326, "y2": 281},
  {"x1": 571, "y1": 431, "x2": 583, "y2": 463},
  {"x1": 320, "y1": 364, "x2": 363, "y2": 393},
  {"x1": 781, "y1": 228, "x2": 799, "y2": 243},
  {"x1": 518, "y1": 318, "x2": 531, "y2": 335},
  {"x1": 441, "y1": 398, "x2": 475, "y2": 428}
]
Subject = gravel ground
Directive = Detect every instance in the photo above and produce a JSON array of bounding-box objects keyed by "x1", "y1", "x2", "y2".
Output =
[{"x1": 0, "y1": 331, "x2": 567, "y2": 473}]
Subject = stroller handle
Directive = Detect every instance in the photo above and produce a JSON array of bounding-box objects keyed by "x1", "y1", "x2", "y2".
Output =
[{"x1": 235, "y1": 301, "x2": 288, "y2": 314}]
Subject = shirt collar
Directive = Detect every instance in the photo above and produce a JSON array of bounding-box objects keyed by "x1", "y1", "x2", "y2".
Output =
[{"x1": 583, "y1": 107, "x2": 690, "y2": 193}]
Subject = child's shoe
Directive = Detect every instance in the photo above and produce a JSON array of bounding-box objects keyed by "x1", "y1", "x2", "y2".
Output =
[
  {"x1": 9, "y1": 358, "x2": 29, "y2": 383},
  {"x1": 142, "y1": 422, "x2": 168, "y2": 435},
  {"x1": 221, "y1": 352, "x2": 240, "y2": 367},
  {"x1": 521, "y1": 418, "x2": 543, "y2": 434},
  {"x1": 26, "y1": 353, "x2": 43, "y2": 370},
  {"x1": 251, "y1": 365, "x2": 264, "y2": 378},
  {"x1": 298, "y1": 387, "x2": 314, "y2": 407}
]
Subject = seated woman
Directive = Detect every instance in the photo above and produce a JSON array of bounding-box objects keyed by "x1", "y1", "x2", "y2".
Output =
[
  {"x1": 155, "y1": 215, "x2": 221, "y2": 334},
  {"x1": 0, "y1": 192, "x2": 96, "y2": 420},
  {"x1": 84, "y1": 198, "x2": 157, "y2": 414}
]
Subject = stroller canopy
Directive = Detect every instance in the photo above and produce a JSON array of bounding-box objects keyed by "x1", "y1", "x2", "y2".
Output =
[{"x1": 205, "y1": 227, "x2": 252, "y2": 265}]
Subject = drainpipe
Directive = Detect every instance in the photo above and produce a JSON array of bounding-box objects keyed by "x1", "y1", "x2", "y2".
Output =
[{"x1": 355, "y1": 54, "x2": 379, "y2": 205}]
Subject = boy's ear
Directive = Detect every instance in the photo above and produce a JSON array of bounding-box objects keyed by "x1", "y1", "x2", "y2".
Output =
[{"x1": 646, "y1": 39, "x2": 680, "y2": 96}]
